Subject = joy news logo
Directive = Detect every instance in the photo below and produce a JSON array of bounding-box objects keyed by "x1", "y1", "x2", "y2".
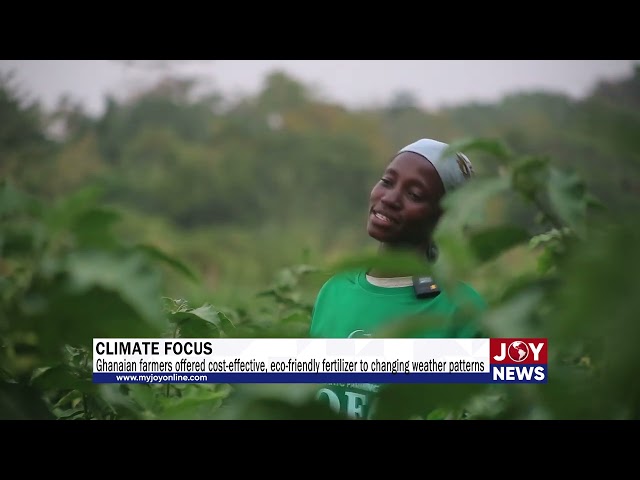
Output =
[{"x1": 489, "y1": 338, "x2": 548, "y2": 383}]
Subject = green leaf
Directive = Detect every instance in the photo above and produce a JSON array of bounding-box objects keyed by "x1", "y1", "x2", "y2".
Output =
[
  {"x1": 156, "y1": 384, "x2": 230, "y2": 420},
  {"x1": 482, "y1": 288, "x2": 544, "y2": 338},
  {"x1": 171, "y1": 303, "x2": 221, "y2": 326},
  {"x1": 0, "y1": 180, "x2": 42, "y2": 219},
  {"x1": 511, "y1": 155, "x2": 550, "y2": 199},
  {"x1": 52, "y1": 390, "x2": 82, "y2": 409},
  {"x1": 55, "y1": 408, "x2": 86, "y2": 420},
  {"x1": 127, "y1": 384, "x2": 159, "y2": 413},
  {"x1": 32, "y1": 287, "x2": 165, "y2": 360},
  {"x1": 444, "y1": 137, "x2": 513, "y2": 162},
  {"x1": 64, "y1": 250, "x2": 166, "y2": 332},
  {"x1": 280, "y1": 312, "x2": 310, "y2": 324},
  {"x1": 170, "y1": 304, "x2": 235, "y2": 338},
  {"x1": 545, "y1": 219, "x2": 640, "y2": 416},
  {"x1": 173, "y1": 314, "x2": 220, "y2": 338},
  {"x1": 45, "y1": 185, "x2": 104, "y2": 231},
  {"x1": 71, "y1": 208, "x2": 121, "y2": 249},
  {"x1": 425, "y1": 408, "x2": 451, "y2": 420},
  {"x1": 17, "y1": 250, "x2": 167, "y2": 359},
  {"x1": 1, "y1": 223, "x2": 44, "y2": 256},
  {"x1": 547, "y1": 168, "x2": 588, "y2": 238},
  {"x1": 97, "y1": 384, "x2": 144, "y2": 419},
  {"x1": 468, "y1": 225, "x2": 531, "y2": 262},
  {"x1": 0, "y1": 381, "x2": 55, "y2": 420},
  {"x1": 188, "y1": 304, "x2": 221, "y2": 324},
  {"x1": 216, "y1": 310, "x2": 236, "y2": 333},
  {"x1": 434, "y1": 176, "x2": 511, "y2": 282},
  {"x1": 31, "y1": 365, "x2": 95, "y2": 394},
  {"x1": 135, "y1": 244, "x2": 200, "y2": 283},
  {"x1": 326, "y1": 250, "x2": 434, "y2": 279},
  {"x1": 438, "y1": 176, "x2": 511, "y2": 231},
  {"x1": 464, "y1": 390, "x2": 508, "y2": 419},
  {"x1": 373, "y1": 383, "x2": 488, "y2": 420}
]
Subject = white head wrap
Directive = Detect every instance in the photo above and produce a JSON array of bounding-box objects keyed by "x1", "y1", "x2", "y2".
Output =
[{"x1": 398, "y1": 138, "x2": 474, "y2": 192}]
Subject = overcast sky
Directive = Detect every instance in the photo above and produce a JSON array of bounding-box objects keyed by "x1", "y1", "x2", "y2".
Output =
[{"x1": 1, "y1": 60, "x2": 637, "y2": 116}]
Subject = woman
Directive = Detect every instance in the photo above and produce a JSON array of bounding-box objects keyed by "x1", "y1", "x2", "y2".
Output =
[{"x1": 309, "y1": 138, "x2": 486, "y2": 419}]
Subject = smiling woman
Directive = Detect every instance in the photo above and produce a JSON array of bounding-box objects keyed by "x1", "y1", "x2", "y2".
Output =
[
  {"x1": 308, "y1": 138, "x2": 486, "y2": 420},
  {"x1": 367, "y1": 139, "x2": 473, "y2": 263}
]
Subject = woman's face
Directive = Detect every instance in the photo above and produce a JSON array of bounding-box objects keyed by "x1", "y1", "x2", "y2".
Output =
[{"x1": 367, "y1": 151, "x2": 445, "y2": 247}]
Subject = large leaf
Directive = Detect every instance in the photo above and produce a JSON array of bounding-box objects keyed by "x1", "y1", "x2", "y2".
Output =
[
  {"x1": 444, "y1": 137, "x2": 513, "y2": 162},
  {"x1": 170, "y1": 304, "x2": 236, "y2": 338},
  {"x1": 468, "y1": 225, "x2": 531, "y2": 262},
  {"x1": 135, "y1": 244, "x2": 200, "y2": 283},
  {"x1": 547, "y1": 167, "x2": 588, "y2": 238},
  {"x1": 156, "y1": 384, "x2": 231, "y2": 420},
  {"x1": 481, "y1": 288, "x2": 545, "y2": 339},
  {"x1": 170, "y1": 314, "x2": 220, "y2": 338},
  {"x1": 45, "y1": 185, "x2": 105, "y2": 232},
  {"x1": 0, "y1": 381, "x2": 55, "y2": 420},
  {"x1": 13, "y1": 250, "x2": 167, "y2": 359},
  {"x1": 71, "y1": 208, "x2": 122, "y2": 249},
  {"x1": 29, "y1": 287, "x2": 165, "y2": 360},
  {"x1": 0, "y1": 180, "x2": 42, "y2": 219},
  {"x1": 511, "y1": 155, "x2": 550, "y2": 200},
  {"x1": 31, "y1": 365, "x2": 95, "y2": 394},
  {"x1": 64, "y1": 250, "x2": 165, "y2": 331},
  {"x1": 434, "y1": 176, "x2": 512, "y2": 283},
  {"x1": 438, "y1": 176, "x2": 511, "y2": 230},
  {"x1": 373, "y1": 383, "x2": 488, "y2": 420},
  {"x1": 545, "y1": 218, "x2": 640, "y2": 416}
]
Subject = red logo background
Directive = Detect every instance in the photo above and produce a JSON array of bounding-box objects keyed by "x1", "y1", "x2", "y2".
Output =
[{"x1": 489, "y1": 338, "x2": 548, "y2": 364}]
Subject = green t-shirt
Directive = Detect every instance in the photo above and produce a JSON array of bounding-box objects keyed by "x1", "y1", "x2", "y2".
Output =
[{"x1": 309, "y1": 269, "x2": 486, "y2": 419}]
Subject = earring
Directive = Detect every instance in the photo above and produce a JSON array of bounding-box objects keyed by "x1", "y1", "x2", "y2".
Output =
[{"x1": 426, "y1": 242, "x2": 439, "y2": 263}]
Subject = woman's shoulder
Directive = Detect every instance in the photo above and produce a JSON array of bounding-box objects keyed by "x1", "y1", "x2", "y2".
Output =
[{"x1": 317, "y1": 269, "x2": 361, "y2": 291}]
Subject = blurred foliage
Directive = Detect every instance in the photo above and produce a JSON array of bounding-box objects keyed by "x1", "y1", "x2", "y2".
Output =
[{"x1": 1, "y1": 64, "x2": 639, "y2": 419}]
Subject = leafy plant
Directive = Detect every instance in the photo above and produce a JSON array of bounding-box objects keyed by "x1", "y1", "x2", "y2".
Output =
[{"x1": 1, "y1": 135, "x2": 638, "y2": 420}]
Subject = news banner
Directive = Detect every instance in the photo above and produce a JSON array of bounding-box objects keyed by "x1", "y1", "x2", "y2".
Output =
[{"x1": 92, "y1": 338, "x2": 548, "y2": 384}]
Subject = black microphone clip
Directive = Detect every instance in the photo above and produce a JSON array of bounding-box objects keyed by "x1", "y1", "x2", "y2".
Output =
[{"x1": 412, "y1": 276, "x2": 441, "y2": 299}]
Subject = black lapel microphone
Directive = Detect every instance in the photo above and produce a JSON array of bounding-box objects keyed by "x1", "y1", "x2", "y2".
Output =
[
  {"x1": 412, "y1": 276, "x2": 441, "y2": 299},
  {"x1": 412, "y1": 241, "x2": 441, "y2": 299}
]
